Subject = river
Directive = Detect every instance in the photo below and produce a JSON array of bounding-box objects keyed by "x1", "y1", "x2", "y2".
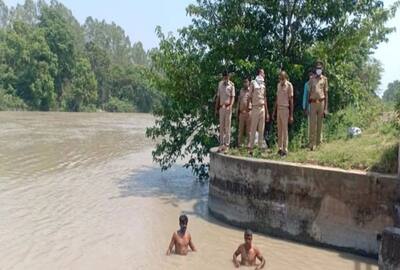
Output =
[{"x1": 0, "y1": 112, "x2": 377, "y2": 270}]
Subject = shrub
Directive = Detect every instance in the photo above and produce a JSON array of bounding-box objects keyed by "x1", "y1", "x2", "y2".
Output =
[
  {"x1": 0, "y1": 89, "x2": 28, "y2": 111},
  {"x1": 104, "y1": 97, "x2": 135, "y2": 113}
]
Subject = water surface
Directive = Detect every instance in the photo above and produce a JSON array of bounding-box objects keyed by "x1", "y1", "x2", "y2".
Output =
[{"x1": 0, "y1": 112, "x2": 377, "y2": 269}]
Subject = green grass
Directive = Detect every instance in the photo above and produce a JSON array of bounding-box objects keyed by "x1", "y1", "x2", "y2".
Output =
[{"x1": 229, "y1": 121, "x2": 399, "y2": 174}]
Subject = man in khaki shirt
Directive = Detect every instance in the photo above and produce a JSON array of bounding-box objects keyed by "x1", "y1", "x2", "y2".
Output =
[
  {"x1": 248, "y1": 69, "x2": 270, "y2": 154},
  {"x1": 215, "y1": 71, "x2": 235, "y2": 153},
  {"x1": 272, "y1": 71, "x2": 294, "y2": 157},
  {"x1": 237, "y1": 77, "x2": 252, "y2": 147},
  {"x1": 308, "y1": 61, "x2": 329, "y2": 150}
]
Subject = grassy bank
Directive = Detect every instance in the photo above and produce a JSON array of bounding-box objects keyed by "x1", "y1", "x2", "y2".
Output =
[{"x1": 229, "y1": 112, "x2": 399, "y2": 174}]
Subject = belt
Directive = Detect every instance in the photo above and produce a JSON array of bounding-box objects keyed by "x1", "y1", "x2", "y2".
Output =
[
  {"x1": 220, "y1": 104, "x2": 231, "y2": 109},
  {"x1": 241, "y1": 110, "x2": 251, "y2": 113},
  {"x1": 309, "y1": 98, "x2": 325, "y2": 104}
]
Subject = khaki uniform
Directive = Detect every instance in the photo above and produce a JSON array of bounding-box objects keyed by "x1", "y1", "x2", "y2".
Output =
[
  {"x1": 217, "y1": 80, "x2": 235, "y2": 146},
  {"x1": 248, "y1": 79, "x2": 267, "y2": 149},
  {"x1": 276, "y1": 81, "x2": 293, "y2": 153},
  {"x1": 309, "y1": 75, "x2": 328, "y2": 148},
  {"x1": 237, "y1": 88, "x2": 252, "y2": 146}
]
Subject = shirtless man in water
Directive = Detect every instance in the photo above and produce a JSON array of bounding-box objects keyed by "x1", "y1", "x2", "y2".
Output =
[
  {"x1": 166, "y1": 214, "x2": 196, "y2": 256},
  {"x1": 233, "y1": 229, "x2": 266, "y2": 269}
]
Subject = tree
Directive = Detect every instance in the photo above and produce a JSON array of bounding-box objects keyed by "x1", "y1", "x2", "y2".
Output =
[
  {"x1": 383, "y1": 80, "x2": 400, "y2": 103},
  {"x1": 0, "y1": 0, "x2": 158, "y2": 112},
  {"x1": 131, "y1": 41, "x2": 149, "y2": 66},
  {"x1": 0, "y1": 0, "x2": 8, "y2": 28},
  {"x1": 85, "y1": 41, "x2": 111, "y2": 107},
  {"x1": 63, "y1": 57, "x2": 97, "y2": 111},
  {"x1": 83, "y1": 17, "x2": 133, "y2": 66},
  {"x1": 147, "y1": 0, "x2": 399, "y2": 178},
  {"x1": 9, "y1": 0, "x2": 38, "y2": 25},
  {"x1": 0, "y1": 21, "x2": 57, "y2": 110},
  {"x1": 39, "y1": 1, "x2": 83, "y2": 104}
]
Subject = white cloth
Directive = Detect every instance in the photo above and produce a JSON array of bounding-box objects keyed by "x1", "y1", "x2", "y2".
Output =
[{"x1": 253, "y1": 76, "x2": 265, "y2": 89}]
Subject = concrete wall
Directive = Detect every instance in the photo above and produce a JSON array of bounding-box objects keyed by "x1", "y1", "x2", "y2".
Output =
[
  {"x1": 379, "y1": 227, "x2": 400, "y2": 270},
  {"x1": 208, "y1": 148, "x2": 400, "y2": 257}
]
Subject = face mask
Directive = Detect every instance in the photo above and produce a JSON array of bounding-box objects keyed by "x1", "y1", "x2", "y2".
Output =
[
  {"x1": 256, "y1": 75, "x2": 264, "y2": 82},
  {"x1": 316, "y1": 69, "x2": 322, "y2": 76}
]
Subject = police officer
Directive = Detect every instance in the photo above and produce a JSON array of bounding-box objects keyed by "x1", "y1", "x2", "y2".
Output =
[
  {"x1": 237, "y1": 77, "x2": 252, "y2": 147},
  {"x1": 308, "y1": 61, "x2": 329, "y2": 150},
  {"x1": 272, "y1": 71, "x2": 294, "y2": 157},
  {"x1": 248, "y1": 68, "x2": 270, "y2": 154},
  {"x1": 215, "y1": 71, "x2": 235, "y2": 153},
  {"x1": 303, "y1": 70, "x2": 315, "y2": 137}
]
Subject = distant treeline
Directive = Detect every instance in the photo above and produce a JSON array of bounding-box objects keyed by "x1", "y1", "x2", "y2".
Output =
[{"x1": 0, "y1": 0, "x2": 158, "y2": 112}]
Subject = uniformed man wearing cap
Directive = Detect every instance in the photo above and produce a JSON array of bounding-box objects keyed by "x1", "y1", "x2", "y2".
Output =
[
  {"x1": 308, "y1": 61, "x2": 329, "y2": 150},
  {"x1": 215, "y1": 71, "x2": 235, "y2": 153},
  {"x1": 247, "y1": 68, "x2": 270, "y2": 154},
  {"x1": 272, "y1": 71, "x2": 294, "y2": 157},
  {"x1": 237, "y1": 77, "x2": 252, "y2": 147}
]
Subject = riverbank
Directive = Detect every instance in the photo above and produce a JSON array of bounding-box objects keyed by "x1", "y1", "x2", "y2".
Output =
[{"x1": 229, "y1": 117, "x2": 399, "y2": 174}]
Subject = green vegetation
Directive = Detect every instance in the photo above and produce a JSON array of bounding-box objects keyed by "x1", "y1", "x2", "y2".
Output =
[
  {"x1": 147, "y1": 0, "x2": 400, "y2": 178},
  {"x1": 383, "y1": 80, "x2": 400, "y2": 104},
  {"x1": 229, "y1": 105, "x2": 399, "y2": 174},
  {"x1": 382, "y1": 80, "x2": 400, "y2": 130},
  {"x1": 0, "y1": 88, "x2": 27, "y2": 110},
  {"x1": 0, "y1": 0, "x2": 158, "y2": 112}
]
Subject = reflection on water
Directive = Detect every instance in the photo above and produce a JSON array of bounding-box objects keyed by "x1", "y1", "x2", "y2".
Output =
[{"x1": 0, "y1": 112, "x2": 377, "y2": 270}]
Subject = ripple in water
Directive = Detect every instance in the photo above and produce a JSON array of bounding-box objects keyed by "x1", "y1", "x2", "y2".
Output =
[{"x1": 0, "y1": 112, "x2": 377, "y2": 270}]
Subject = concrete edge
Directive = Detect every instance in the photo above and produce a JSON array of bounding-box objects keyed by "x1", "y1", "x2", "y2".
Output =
[{"x1": 210, "y1": 147, "x2": 399, "y2": 180}]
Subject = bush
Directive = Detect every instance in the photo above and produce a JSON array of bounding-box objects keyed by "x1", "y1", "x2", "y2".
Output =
[
  {"x1": 0, "y1": 89, "x2": 28, "y2": 111},
  {"x1": 104, "y1": 97, "x2": 135, "y2": 112},
  {"x1": 323, "y1": 98, "x2": 383, "y2": 142}
]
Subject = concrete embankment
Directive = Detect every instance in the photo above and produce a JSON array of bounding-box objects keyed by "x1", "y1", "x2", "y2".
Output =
[{"x1": 208, "y1": 148, "x2": 400, "y2": 257}]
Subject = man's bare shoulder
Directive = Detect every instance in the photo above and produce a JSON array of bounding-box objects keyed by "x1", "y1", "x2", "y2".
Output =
[
  {"x1": 253, "y1": 246, "x2": 263, "y2": 256},
  {"x1": 236, "y1": 243, "x2": 245, "y2": 251}
]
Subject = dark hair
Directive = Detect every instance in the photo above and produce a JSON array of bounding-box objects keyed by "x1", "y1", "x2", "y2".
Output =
[
  {"x1": 308, "y1": 69, "x2": 314, "y2": 76},
  {"x1": 222, "y1": 70, "x2": 229, "y2": 77},
  {"x1": 179, "y1": 214, "x2": 188, "y2": 225},
  {"x1": 243, "y1": 76, "x2": 250, "y2": 82},
  {"x1": 244, "y1": 229, "x2": 253, "y2": 237},
  {"x1": 257, "y1": 68, "x2": 264, "y2": 75}
]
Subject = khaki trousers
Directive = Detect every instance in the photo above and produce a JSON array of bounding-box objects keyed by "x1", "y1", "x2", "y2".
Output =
[
  {"x1": 248, "y1": 106, "x2": 265, "y2": 149},
  {"x1": 309, "y1": 101, "x2": 325, "y2": 148},
  {"x1": 277, "y1": 107, "x2": 289, "y2": 152},
  {"x1": 219, "y1": 107, "x2": 232, "y2": 146},
  {"x1": 238, "y1": 111, "x2": 251, "y2": 146}
]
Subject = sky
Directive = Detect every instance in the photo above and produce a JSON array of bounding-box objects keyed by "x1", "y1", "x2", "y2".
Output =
[{"x1": 4, "y1": 0, "x2": 400, "y2": 94}]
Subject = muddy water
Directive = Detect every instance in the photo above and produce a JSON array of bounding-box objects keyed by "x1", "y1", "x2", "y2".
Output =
[{"x1": 0, "y1": 112, "x2": 377, "y2": 270}]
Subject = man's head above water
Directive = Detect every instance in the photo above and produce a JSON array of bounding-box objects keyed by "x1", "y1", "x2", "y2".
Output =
[
  {"x1": 244, "y1": 229, "x2": 253, "y2": 247},
  {"x1": 179, "y1": 214, "x2": 188, "y2": 233}
]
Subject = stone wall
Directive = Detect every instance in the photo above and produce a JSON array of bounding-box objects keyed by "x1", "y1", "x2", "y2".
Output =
[{"x1": 208, "y1": 148, "x2": 400, "y2": 257}]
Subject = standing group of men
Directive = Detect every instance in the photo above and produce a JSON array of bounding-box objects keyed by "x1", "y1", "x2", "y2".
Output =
[{"x1": 215, "y1": 60, "x2": 329, "y2": 156}]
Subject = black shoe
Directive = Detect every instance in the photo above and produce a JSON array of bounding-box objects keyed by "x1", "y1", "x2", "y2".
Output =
[{"x1": 281, "y1": 151, "x2": 287, "y2": 158}]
